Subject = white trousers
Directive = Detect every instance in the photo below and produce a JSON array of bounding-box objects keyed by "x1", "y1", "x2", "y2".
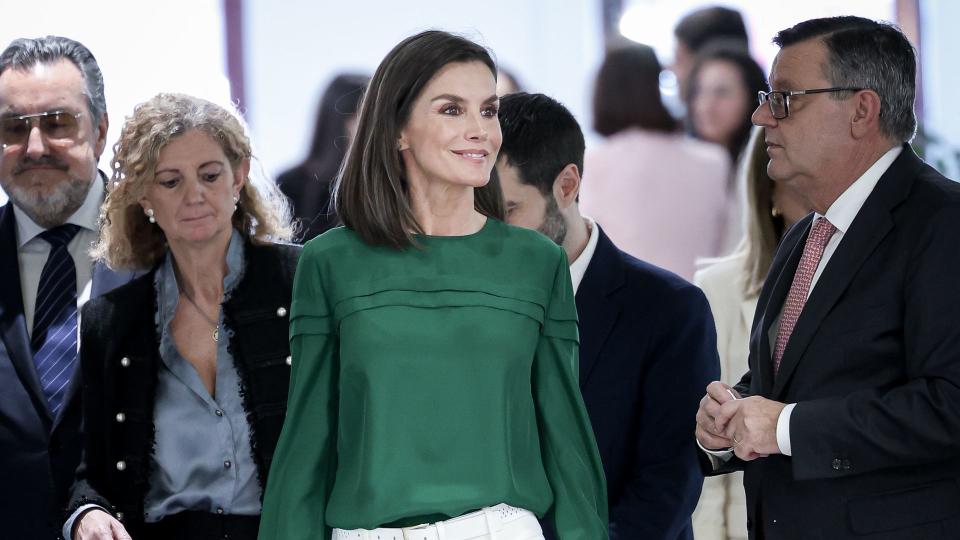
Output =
[{"x1": 331, "y1": 503, "x2": 544, "y2": 540}]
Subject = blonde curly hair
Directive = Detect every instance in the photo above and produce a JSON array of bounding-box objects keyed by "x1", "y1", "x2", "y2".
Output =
[{"x1": 92, "y1": 93, "x2": 293, "y2": 270}]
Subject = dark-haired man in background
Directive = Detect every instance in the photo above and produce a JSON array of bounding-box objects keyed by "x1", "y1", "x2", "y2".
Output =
[
  {"x1": 672, "y1": 5, "x2": 749, "y2": 99},
  {"x1": 496, "y1": 92, "x2": 719, "y2": 540},
  {"x1": 696, "y1": 16, "x2": 960, "y2": 539}
]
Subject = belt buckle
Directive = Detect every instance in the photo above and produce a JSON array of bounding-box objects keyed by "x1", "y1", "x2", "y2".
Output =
[{"x1": 401, "y1": 522, "x2": 429, "y2": 540}]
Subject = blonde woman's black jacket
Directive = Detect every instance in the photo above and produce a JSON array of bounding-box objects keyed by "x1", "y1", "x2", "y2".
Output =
[{"x1": 65, "y1": 240, "x2": 301, "y2": 537}]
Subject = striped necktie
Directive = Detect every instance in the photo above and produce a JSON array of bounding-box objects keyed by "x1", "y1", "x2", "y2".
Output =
[{"x1": 31, "y1": 223, "x2": 82, "y2": 416}]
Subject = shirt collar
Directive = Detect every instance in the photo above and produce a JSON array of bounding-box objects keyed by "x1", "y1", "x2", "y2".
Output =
[
  {"x1": 14, "y1": 172, "x2": 105, "y2": 249},
  {"x1": 156, "y1": 228, "x2": 246, "y2": 327},
  {"x1": 817, "y1": 146, "x2": 902, "y2": 233},
  {"x1": 570, "y1": 215, "x2": 599, "y2": 293}
]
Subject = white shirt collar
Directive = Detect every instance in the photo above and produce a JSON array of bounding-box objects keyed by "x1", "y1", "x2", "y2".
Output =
[
  {"x1": 570, "y1": 215, "x2": 599, "y2": 293},
  {"x1": 816, "y1": 146, "x2": 902, "y2": 232},
  {"x1": 14, "y1": 174, "x2": 104, "y2": 249}
]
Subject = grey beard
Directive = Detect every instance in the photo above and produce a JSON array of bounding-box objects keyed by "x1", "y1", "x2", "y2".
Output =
[
  {"x1": 3, "y1": 174, "x2": 93, "y2": 228},
  {"x1": 537, "y1": 195, "x2": 567, "y2": 246}
]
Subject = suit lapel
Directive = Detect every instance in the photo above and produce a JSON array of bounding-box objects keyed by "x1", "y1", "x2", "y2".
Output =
[
  {"x1": 0, "y1": 204, "x2": 53, "y2": 425},
  {"x1": 755, "y1": 217, "x2": 810, "y2": 396},
  {"x1": 771, "y1": 148, "x2": 918, "y2": 398},
  {"x1": 575, "y1": 227, "x2": 624, "y2": 386}
]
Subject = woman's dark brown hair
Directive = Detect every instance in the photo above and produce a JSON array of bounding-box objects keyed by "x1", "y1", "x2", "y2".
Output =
[
  {"x1": 593, "y1": 43, "x2": 678, "y2": 136},
  {"x1": 334, "y1": 30, "x2": 505, "y2": 249}
]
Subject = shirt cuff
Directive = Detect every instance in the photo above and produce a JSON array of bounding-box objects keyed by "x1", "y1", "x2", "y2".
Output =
[
  {"x1": 777, "y1": 403, "x2": 797, "y2": 456},
  {"x1": 696, "y1": 437, "x2": 734, "y2": 469},
  {"x1": 63, "y1": 503, "x2": 107, "y2": 540}
]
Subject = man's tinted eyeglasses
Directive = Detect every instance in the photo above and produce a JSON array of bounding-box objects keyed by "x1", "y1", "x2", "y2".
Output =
[{"x1": 0, "y1": 110, "x2": 83, "y2": 149}]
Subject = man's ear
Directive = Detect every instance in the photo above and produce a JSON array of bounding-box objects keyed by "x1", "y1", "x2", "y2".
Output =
[
  {"x1": 552, "y1": 163, "x2": 581, "y2": 210},
  {"x1": 93, "y1": 112, "x2": 109, "y2": 160},
  {"x1": 850, "y1": 89, "x2": 883, "y2": 140}
]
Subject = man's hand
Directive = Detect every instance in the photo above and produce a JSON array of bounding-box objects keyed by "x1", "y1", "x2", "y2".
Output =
[
  {"x1": 695, "y1": 381, "x2": 741, "y2": 450},
  {"x1": 715, "y1": 396, "x2": 785, "y2": 461},
  {"x1": 74, "y1": 509, "x2": 132, "y2": 540}
]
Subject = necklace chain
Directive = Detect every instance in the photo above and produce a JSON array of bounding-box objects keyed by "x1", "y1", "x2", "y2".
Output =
[{"x1": 179, "y1": 286, "x2": 221, "y2": 342}]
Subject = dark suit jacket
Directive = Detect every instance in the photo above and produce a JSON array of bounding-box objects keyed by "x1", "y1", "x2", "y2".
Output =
[
  {"x1": 557, "y1": 226, "x2": 719, "y2": 540},
  {"x1": 0, "y1": 201, "x2": 136, "y2": 539},
  {"x1": 713, "y1": 147, "x2": 960, "y2": 539}
]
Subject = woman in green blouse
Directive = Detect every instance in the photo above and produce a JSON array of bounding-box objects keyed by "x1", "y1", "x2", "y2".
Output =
[{"x1": 258, "y1": 30, "x2": 608, "y2": 540}]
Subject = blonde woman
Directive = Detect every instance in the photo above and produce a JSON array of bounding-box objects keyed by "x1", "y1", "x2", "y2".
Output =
[
  {"x1": 691, "y1": 126, "x2": 811, "y2": 540},
  {"x1": 63, "y1": 94, "x2": 299, "y2": 540}
]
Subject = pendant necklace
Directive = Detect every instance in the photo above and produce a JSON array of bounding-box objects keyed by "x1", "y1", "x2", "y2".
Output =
[{"x1": 179, "y1": 286, "x2": 222, "y2": 342}]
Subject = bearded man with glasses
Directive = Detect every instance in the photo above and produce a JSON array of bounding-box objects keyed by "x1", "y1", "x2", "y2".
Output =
[
  {"x1": 694, "y1": 16, "x2": 960, "y2": 540},
  {"x1": 0, "y1": 36, "x2": 136, "y2": 539}
]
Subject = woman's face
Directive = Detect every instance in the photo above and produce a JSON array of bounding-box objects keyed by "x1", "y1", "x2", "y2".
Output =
[
  {"x1": 691, "y1": 59, "x2": 749, "y2": 147},
  {"x1": 398, "y1": 61, "x2": 501, "y2": 191},
  {"x1": 140, "y1": 129, "x2": 246, "y2": 246}
]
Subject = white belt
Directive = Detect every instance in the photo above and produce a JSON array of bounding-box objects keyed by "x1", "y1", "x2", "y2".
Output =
[{"x1": 332, "y1": 503, "x2": 535, "y2": 540}]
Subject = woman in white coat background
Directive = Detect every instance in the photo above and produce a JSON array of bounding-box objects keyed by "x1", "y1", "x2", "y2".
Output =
[{"x1": 691, "y1": 126, "x2": 811, "y2": 540}]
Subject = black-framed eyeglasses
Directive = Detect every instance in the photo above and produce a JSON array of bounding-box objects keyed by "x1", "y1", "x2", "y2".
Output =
[
  {"x1": 757, "y1": 88, "x2": 865, "y2": 119},
  {"x1": 0, "y1": 110, "x2": 84, "y2": 149}
]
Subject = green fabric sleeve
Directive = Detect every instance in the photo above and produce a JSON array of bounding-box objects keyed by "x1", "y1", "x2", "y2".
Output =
[
  {"x1": 534, "y1": 249, "x2": 610, "y2": 539},
  {"x1": 258, "y1": 252, "x2": 339, "y2": 540}
]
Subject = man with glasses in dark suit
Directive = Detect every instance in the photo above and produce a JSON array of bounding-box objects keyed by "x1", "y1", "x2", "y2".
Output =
[
  {"x1": 696, "y1": 16, "x2": 960, "y2": 539},
  {"x1": 0, "y1": 36, "x2": 134, "y2": 539}
]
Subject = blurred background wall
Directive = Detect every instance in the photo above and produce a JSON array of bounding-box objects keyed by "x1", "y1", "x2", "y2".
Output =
[
  {"x1": 1, "y1": 0, "x2": 956, "y2": 205},
  {"x1": 242, "y1": 0, "x2": 602, "y2": 179}
]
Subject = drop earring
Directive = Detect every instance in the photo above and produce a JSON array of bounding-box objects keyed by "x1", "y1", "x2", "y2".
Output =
[{"x1": 145, "y1": 208, "x2": 156, "y2": 224}]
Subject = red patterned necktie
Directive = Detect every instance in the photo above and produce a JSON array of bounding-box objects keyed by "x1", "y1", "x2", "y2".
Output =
[{"x1": 773, "y1": 217, "x2": 838, "y2": 374}]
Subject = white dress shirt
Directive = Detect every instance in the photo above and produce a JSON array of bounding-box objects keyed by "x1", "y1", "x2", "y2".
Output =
[
  {"x1": 13, "y1": 178, "x2": 103, "y2": 337},
  {"x1": 702, "y1": 145, "x2": 902, "y2": 461},
  {"x1": 569, "y1": 216, "x2": 599, "y2": 294}
]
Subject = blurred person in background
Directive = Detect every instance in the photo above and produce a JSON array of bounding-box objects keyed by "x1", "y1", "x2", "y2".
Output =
[
  {"x1": 580, "y1": 43, "x2": 730, "y2": 281},
  {"x1": 672, "y1": 6, "x2": 749, "y2": 102},
  {"x1": 686, "y1": 45, "x2": 768, "y2": 249},
  {"x1": 277, "y1": 73, "x2": 368, "y2": 242},
  {"x1": 496, "y1": 66, "x2": 525, "y2": 96},
  {"x1": 687, "y1": 46, "x2": 767, "y2": 169},
  {"x1": 497, "y1": 91, "x2": 719, "y2": 540},
  {"x1": 690, "y1": 126, "x2": 811, "y2": 540},
  {"x1": 65, "y1": 93, "x2": 299, "y2": 540},
  {"x1": 258, "y1": 30, "x2": 607, "y2": 540}
]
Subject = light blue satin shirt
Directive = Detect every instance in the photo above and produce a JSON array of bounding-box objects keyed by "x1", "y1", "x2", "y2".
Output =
[
  {"x1": 145, "y1": 229, "x2": 261, "y2": 521},
  {"x1": 64, "y1": 231, "x2": 261, "y2": 538}
]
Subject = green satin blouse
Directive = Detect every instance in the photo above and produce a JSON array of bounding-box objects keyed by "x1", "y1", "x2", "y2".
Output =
[{"x1": 258, "y1": 219, "x2": 608, "y2": 540}]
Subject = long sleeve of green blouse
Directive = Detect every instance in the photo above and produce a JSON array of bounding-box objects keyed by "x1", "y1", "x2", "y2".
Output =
[
  {"x1": 258, "y1": 219, "x2": 608, "y2": 540},
  {"x1": 257, "y1": 241, "x2": 339, "y2": 540}
]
